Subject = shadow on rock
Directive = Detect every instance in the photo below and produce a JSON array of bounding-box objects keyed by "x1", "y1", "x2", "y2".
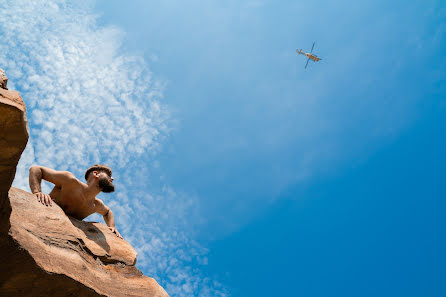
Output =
[{"x1": 69, "y1": 217, "x2": 111, "y2": 253}]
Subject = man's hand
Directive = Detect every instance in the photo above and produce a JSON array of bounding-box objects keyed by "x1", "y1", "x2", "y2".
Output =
[
  {"x1": 34, "y1": 192, "x2": 53, "y2": 207},
  {"x1": 108, "y1": 227, "x2": 122, "y2": 239}
]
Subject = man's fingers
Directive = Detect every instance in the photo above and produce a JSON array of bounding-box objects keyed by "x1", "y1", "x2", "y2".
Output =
[
  {"x1": 39, "y1": 193, "x2": 45, "y2": 205},
  {"x1": 109, "y1": 227, "x2": 122, "y2": 238},
  {"x1": 45, "y1": 195, "x2": 52, "y2": 207},
  {"x1": 39, "y1": 193, "x2": 44, "y2": 205},
  {"x1": 36, "y1": 193, "x2": 52, "y2": 207}
]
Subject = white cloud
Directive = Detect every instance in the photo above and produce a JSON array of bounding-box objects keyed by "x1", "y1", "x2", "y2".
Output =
[{"x1": 0, "y1": 0, "x2": 226, "y2": 296}]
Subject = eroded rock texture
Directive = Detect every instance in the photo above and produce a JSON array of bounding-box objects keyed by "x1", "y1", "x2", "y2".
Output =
[
  {"x1": 0, "y1": 69, "x2": 169, "y2": 297},
  {"x1": 0, "y1": 68, "x2": 8, "y2": 90},
  {"x1": 0, "y1": 68, "x2": 28, "y2": 197},
  {"x1": 1, "y1": 188, "x2": 169, "y2": 297}
]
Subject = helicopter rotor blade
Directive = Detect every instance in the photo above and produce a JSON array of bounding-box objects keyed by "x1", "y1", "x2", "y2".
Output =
[
  {"x1": 305, "y1": 57, "x2": 310, "y2": 69},
  {"x1": 310, "y1": 42, "x2": 315, "y2": 53}
]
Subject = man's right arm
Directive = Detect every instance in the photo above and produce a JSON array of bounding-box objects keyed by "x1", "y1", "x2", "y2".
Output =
[{"x1": 29, "y1": 165, "x2": 75, "y2": 207}]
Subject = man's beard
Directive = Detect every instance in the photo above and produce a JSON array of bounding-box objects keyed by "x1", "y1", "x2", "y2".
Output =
[{"x1": 99, "y1": 176, "x2": 115, "y2": 193}]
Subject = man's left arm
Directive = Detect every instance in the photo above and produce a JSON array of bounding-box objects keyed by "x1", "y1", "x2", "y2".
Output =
[{"x1": 95, "y1": 198, "x2": 122, "y2": 239}]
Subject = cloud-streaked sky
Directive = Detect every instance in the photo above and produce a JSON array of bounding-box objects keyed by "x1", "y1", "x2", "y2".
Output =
[
  {"x1": 1, "y1": 0, "x2": 225, "y2": 296},
  {"x1": 2, "y1": 0, "x2": 446, "y2": 296}
]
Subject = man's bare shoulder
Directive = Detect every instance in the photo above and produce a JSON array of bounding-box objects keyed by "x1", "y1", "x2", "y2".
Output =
[
  {"x1": 64, "y1": 171, "x2": 81, "y2": 181},
  {"x1": 57, "y1": 171, "x2": 83, "y2": 187},
  {"x1": 93, "y1": 197, "x2": 104, "y2": 204},
  {"x1": 93, "y1": 197, "x2": 110, "y2": 216}
]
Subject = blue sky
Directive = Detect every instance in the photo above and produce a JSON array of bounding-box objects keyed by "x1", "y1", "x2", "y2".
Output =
[
  {"x1": 94, "y1": 0, "x2": 445, "y2": 233},
  {"x1": 2, "y1": 0, "x2": 446, "y2": 296}
]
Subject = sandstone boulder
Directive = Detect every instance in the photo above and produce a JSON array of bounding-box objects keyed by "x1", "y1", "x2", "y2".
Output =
[
  {"x1": 0, "y1": 68, "x2": 8, "y2": 90},
  {"x1": 0, "y1": 73, "x2": 28, "y2": 196},
  {"x1": 0, "y1": 69, "x2": 169, "y2": 296},
  {"x1": 0, "y1": 188, "x2": 169, "y2": 297}
]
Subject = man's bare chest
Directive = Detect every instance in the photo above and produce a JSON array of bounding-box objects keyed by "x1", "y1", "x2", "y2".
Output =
[{"x1": 49, "y1": 186, "x2": 95, "y2": 220}]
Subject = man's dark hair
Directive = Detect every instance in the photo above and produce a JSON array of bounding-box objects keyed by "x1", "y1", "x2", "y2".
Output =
[{"x1": 85, "y1": 164, "x2": 112, "y2": 181}]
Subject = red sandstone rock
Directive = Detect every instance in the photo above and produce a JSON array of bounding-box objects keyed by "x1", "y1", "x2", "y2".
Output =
[
  {"x1": 0, "y1": 188, "x2": 169, "y2": 297},
  {"x1": 0, "y1": 69, "x2": 169, "y2": 296},
  {"x1": 0, "y1": 68, "x2": 8, "y2": 90},
  {"x1": 0, "y1": 70, "x2": 28, "y2": 196}
]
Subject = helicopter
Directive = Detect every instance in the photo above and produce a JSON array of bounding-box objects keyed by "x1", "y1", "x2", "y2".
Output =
[{"x1": 296, "y1": 42, "x2": 321, "y2": 69}]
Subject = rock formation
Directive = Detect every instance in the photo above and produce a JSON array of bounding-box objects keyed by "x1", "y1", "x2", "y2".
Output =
[
  {"x1": 0, "y1": 69, "x2": 169, "y2": 297},
  {"x1": 0, "y1": 68, "x2": 28, "y2": 197},
  {"x1": 0, "y1": 68, "x2": 8, "y2": 90}
]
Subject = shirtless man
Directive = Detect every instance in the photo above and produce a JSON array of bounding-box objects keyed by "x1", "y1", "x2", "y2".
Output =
[{"x1": 29, "y1": 164, "x2": 122, "y2": 238}]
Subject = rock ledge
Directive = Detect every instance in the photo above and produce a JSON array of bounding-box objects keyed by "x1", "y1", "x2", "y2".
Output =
[
  {"x1": 0, "y1": 188, "x2": 168, "y2": 297},
  {"x1": 0, "y1": 68, "x2": 168, "y2": 296}
]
